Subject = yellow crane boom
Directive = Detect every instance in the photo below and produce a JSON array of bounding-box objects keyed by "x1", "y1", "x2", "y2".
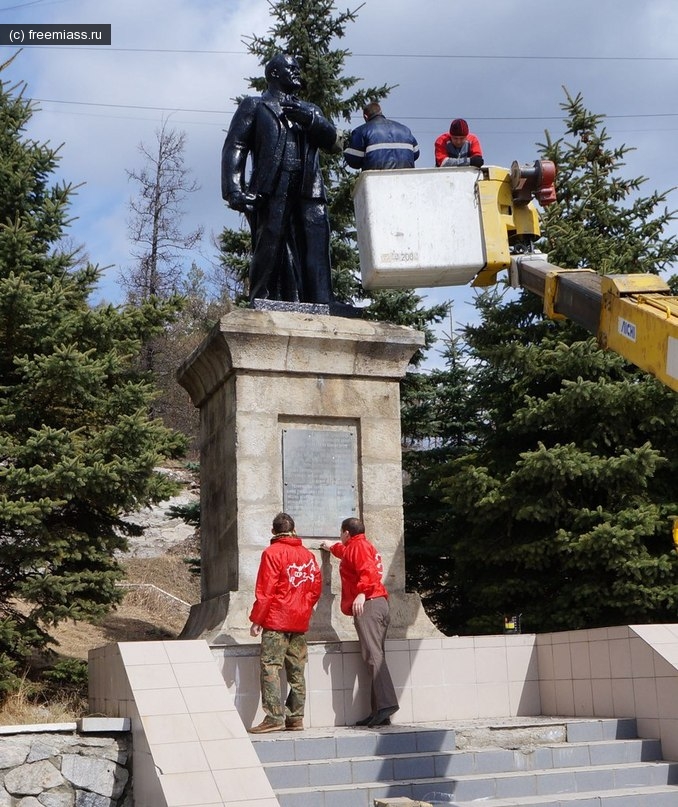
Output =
[
  {"x1": 352, "y1": 161, "x2": 678, "y2": 392},
  {"x1": 511, "y1": 257, "x2": 678, "y2": 393}
]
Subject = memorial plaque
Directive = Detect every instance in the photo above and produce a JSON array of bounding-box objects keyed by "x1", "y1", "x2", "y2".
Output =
[{"x1": 282, "y1": 426, "x2": 358, "y2": 537}]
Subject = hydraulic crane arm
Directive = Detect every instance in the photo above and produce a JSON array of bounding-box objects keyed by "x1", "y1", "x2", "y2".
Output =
[
  {"x1": 511, "y1": 255, "x2": 678, "y2": 393},
  {"x1": 352, "y1": 160, "x2": 678, "y2": 392}
]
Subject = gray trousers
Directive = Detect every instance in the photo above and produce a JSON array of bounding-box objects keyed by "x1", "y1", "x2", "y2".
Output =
[{"x1": 354, "y1": 596, "x2": 398, "y2": 713}]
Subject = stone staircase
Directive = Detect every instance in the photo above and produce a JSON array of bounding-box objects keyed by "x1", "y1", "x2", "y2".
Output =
[{"x1": 251, "y1": 717, "x2": 678, "y2": 807}]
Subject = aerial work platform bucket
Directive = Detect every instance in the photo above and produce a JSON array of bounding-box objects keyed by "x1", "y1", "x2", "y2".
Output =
[{"x1": 352, "y1": 165, "x2": 542, "y2": 291}]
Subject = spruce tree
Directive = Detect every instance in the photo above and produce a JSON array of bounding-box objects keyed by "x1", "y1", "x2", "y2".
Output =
[
  {"x1": 403, "y1": 333, "x2": 477, "y2": 627},
  {"x1": 539, "y1": 89, "x2": 678, "y2": 275},
  {"x1": 405, "y1": 90, "x2": 678, "y2": 635},
  {"x1": 0, "y1": 68, "x2": 185, "y2": 690}
]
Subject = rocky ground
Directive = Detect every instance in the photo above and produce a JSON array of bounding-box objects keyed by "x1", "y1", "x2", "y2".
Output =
[{"x1": 120, "y1": 464, "x2": 200, "y2": 558}]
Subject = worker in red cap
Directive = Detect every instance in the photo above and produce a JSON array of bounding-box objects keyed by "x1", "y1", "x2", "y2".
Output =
[{"x1": 435, "y1": 118, "x2": 484, "y2": 168}]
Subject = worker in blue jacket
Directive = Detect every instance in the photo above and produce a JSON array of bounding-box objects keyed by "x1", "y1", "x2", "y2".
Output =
[{"x1": 344, "y1": 102, "x2": 419, "y2": 171}]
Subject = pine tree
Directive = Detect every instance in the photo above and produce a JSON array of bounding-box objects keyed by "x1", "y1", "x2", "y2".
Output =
[
  {"x1": 216, "y1": 0, "x2": 448, "y2": 341},
  {"x1": 0, "y1": 68, "x2": 186, "y2": 690},
  {"x1": 405, "y1": 89, "x2": 678, "y2": 635},
  {"x1": 539, "y1": 88, "x2": 678, "y2": 275}
]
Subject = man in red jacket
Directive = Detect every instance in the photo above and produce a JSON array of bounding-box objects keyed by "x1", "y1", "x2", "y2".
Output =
[
  {"x1": 434, "y1": 117, "x2": 484, "y2": 168},
  {"x1": 249, "y1": 512, "x2": 322, "y2": 733},
  {"x1": 321, "y1": 517, "x2": 399, "y2": 727}
]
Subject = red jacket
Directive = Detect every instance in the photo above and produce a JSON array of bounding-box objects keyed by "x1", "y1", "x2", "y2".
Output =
[
  {"x1": 434, "y1": 132, "x2": 483, "y2": 167},
  {"x1": 250, "y1": 536, "x2": 322, "y2": 632},
  {"x1": 329, "y1": 533, "x2": 388, "y2": 616}
]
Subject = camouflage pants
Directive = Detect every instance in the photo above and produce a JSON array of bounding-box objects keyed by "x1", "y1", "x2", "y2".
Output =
[{"x1": 260, "y1": 629, "x2": 308, "y2": 720}]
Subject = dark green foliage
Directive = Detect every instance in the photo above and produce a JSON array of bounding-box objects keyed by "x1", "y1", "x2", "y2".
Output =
[
  {"x1": 405, "y1": 89, "x2": 678, "y2": 635},
  {"x1": 0, "y1": 72, "x2": 186, "y2": 691},
  {"x1": 403, "y1": 335, "x2": 478, "y2": 625},
  {"x1": 168, "y1": 500, "x2": 200, "y2": 527},
  {"x1": 435, "y1": 332, "x2": 678, "y2": 634},
  {"x1": 42, "y1": 657, "x2": 89, "y2": 690},
  {"x1": 538, "y1": 89, "x2": 678, "y2": 276},
  {"x1": 216, "y1": 228, "x2": 252, "y2": 304}
]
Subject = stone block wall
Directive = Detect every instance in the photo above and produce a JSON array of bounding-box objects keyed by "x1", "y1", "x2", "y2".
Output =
[{"x1": 0, "y1": 726, "x2": 130, "y2": 806}]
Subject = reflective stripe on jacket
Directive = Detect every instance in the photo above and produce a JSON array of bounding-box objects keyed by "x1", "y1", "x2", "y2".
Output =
[{"x1": 345, "y1": 115, "x2": 420, "y2": 170}]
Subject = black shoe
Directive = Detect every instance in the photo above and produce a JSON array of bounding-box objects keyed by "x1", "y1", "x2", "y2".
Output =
[
  {"x1": 367, "y1": 705, "x2": 399, "y2": 727},
  {"x1": 329, "y1": 300, "x2": 363, "y2": 319},
  {"x1": 354, "y1": 714, "x2": 373, "y2": 726}
]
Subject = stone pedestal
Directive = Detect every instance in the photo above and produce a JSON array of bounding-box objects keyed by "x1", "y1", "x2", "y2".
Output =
[{"x1": 176, "y1": 309, "x2": 441, "y2": 644}]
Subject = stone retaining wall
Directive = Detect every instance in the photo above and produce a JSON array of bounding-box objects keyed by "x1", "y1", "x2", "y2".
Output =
[{"x1": 0, "y1": 724, "x2": 131, "y2": 807}]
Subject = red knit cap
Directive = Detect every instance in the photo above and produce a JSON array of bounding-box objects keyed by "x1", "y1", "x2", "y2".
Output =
[{"x1": 449, "y1": 118, "x2": 469, "y2": 136}]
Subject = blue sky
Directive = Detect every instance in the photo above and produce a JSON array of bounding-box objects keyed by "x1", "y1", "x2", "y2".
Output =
[{"x1": 2, "y1": 0, "x2": 678, "y2": 362}]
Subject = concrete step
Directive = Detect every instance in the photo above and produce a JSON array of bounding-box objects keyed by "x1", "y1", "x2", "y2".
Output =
[
  {"x1": 253, "y1": 725, "x2": 457, "y2": 765},
  {"x1": 271, "y1": 761, "x2": 678, "y2": 806},
  {"x1": 253, "y1": 717, "x2": 641, "y2": 765},
  {"x1": 451, "y1": 785, "x2": 678, "y2": 806},
  {"x1": 250, "y1": 718, "x2": 678, "y2": 807},
  {"x1": 261, "y1": 739, "x2": 664, "y2": 789}
]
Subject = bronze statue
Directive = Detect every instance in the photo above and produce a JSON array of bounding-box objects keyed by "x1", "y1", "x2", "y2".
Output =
[{"x1": 221, "y1": 54, "x2": 339, "y2": 305}]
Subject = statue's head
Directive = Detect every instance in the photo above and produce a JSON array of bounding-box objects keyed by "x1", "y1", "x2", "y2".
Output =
[{"x1": 265, "y1": 53, "x2": 302, "y2": 94}]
